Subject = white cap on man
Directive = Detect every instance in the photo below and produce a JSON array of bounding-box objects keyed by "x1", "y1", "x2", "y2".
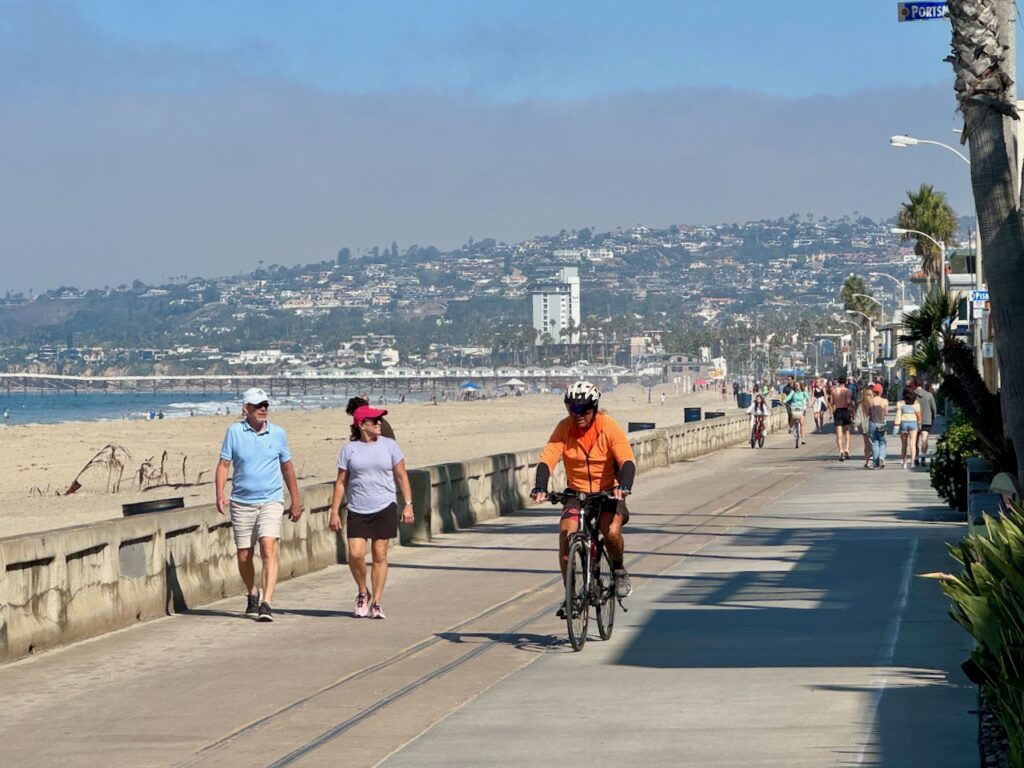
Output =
[{"x1": 242, "y1": 387, "x2": 269, "y2": 406}]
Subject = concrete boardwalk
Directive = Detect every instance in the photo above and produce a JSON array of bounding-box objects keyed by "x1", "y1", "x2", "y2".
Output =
[{"x1": 0, "y1": 425, "x2": 975, "y2": 767}]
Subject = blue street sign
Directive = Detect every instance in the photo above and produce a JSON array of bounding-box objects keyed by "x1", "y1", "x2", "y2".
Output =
[
  {"x1": 971, "y1": 289, "x2": 990, "y2": 303},
  {"x1": 897, "y1": 2, "x2": 948, "y2": 21}
]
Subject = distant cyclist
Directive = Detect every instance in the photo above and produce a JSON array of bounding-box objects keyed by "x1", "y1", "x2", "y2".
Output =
[
  {"x1": 532, "y1": 381, "x2": 637, "y2": 616},
  {"x1": 746, "y1": 393, "x2": 769, "y2": 446},
  {"x1": 784, "y1": 381, "x2": 809, "y2": 446},
  {"x1": 746, "y1": 392, "x2": 769, "y2": 428}
]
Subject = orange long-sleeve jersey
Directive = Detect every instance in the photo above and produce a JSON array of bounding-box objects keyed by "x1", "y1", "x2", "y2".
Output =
[{"x1": 537, "y1": 412, "x2": 636, "y2": 493}]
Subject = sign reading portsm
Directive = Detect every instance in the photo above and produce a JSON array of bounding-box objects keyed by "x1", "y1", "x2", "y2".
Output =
[{"x1": 897, "y1": 2, "x2": 948, "y2": 21}]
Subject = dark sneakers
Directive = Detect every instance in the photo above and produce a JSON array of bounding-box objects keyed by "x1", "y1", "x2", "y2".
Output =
[
  {"x1": 555, "y1": 602, "x2": 567, "y2": 619},
  {"x1": 245, "y1": 592, "x2": 260, "y2": 617},
  {"x1": 257, "y1": 602, "x2": 274, "y2": 622}
]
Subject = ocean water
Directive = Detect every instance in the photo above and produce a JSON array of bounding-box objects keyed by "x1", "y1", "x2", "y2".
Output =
[{"x1": 0, "y1": 389, "x2": 419, "y2": 426}]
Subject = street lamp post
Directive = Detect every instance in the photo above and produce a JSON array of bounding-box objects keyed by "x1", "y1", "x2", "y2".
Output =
[
  {"x1": 846, "y1": 309, "x2": 876, "y2": 371},
  {"x1": 890, "y1": 227, "x2": 948, "y2": 290},
  {"x1": 851, "y1": 293, "x2": 884, "y2": 320},
  {"x1": 837, "y1": 320, "x2": 862, "y2": 374},
  {"x1": 890, "y1": 134, "x2": 971, "y2": 165},
  {"x1": 869, "y1": 272, "x2": 908, "y2": 309}
]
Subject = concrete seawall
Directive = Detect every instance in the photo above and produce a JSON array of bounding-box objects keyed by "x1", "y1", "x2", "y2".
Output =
[{"x1": 0, "y1": 408, "x2": 786, "y2": 663}]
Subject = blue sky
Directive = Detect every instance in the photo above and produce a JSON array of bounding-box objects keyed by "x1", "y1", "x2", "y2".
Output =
[{"x1": 0, "y1": 1, "x2": 977, "y2": 290}]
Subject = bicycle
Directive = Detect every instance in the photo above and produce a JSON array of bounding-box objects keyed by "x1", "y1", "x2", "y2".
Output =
[
  {"x1": 750, "y1": 415, "x2": 765, "y2": 449},
  {"x1": 547, "y1": 490, "x2": 624, "y2": 651},
  {"x1": 792, "y1": 415, "x2": 802, "y2": 448}
]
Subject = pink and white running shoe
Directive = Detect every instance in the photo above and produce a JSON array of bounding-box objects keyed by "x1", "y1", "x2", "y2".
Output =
[
  {"x1": 354, "y1": 592, "x2": 370, "y2": 618},
  {"x1": 370, "y1": 602, "x2": 386, "y2": 620}
]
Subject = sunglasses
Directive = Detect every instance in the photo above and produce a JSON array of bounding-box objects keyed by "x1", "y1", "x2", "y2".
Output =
[
  {"x1": 565, "y1": 402, "x2": 595, "y2": 416},
  {"x1": 249, "y1": 402, "x2": 270, "y2": 410},
  {"x1": 361, "y1": 416, "x2": 382, "y2": 425}
]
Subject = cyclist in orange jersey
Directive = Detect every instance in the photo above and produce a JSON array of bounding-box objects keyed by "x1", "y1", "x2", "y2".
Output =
[{"x1": 532, "y1": 381, "x2": 637, "y2": 616}]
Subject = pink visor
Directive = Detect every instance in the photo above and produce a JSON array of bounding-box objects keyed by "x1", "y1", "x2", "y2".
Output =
[{"x1": 353, "y1": 405, "x2": 388, "y2": 426}]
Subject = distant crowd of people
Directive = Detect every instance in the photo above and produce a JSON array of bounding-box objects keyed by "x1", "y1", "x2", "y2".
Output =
[{"x1": 743, "y1": 375, "x2": 937, "y2": 469}]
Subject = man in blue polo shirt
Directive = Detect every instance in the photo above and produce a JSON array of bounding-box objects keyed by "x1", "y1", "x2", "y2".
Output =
[{"x1": 216, "y1": 388, "x2": 303, "y2": 622}]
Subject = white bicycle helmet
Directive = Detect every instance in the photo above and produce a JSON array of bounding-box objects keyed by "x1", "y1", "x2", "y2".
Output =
[{"x1": 564, "y1": 380, "x2": 600, "y2": 407}]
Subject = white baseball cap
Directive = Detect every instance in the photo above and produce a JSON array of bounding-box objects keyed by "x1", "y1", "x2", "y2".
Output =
[{"x1": 242, "y1": 387, "x2": 269, "y2": 406}]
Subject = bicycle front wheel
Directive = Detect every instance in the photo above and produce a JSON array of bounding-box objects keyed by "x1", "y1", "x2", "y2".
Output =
[
  {"x1": 595, "y1": 549, "x2": 616, "y2": 640},
  {"x1": 566, "y1": 538, "x2": 589, "y2": 651}
]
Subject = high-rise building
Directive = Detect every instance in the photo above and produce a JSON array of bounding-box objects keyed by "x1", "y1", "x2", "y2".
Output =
[{"x1": 531, "y1": 266, "x2": 580, "y2": 345}]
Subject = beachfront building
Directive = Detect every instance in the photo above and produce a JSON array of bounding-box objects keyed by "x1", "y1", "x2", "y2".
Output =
[{"x1": 530, "y1": 266, "x2": 580, "y2": 346}]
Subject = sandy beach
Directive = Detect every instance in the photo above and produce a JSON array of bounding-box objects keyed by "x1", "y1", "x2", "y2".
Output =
[{"x1": 0, "y1": 384, "x2": 737, "y2": 539}]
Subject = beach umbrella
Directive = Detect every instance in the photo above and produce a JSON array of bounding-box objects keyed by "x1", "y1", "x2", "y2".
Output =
[
  {"x1": 459, "y1": 381, "x2": 481, "y2": 390},
  {"x1": 502, "y1": 378, "x2": 526, "y2": 387}
]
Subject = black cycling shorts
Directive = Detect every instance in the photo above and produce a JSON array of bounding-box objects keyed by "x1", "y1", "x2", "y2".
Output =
[{"x1": 560, "y1": 493, "x2": 630, "y2": 526}]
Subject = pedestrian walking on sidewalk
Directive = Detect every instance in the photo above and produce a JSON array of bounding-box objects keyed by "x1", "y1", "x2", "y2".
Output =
[
  {"x1": 853, "y1": 388, "x2": 874, "y2": 468},
  {"x1": 868, "y1": 384, "x2": 889, "y2": 469},
  {"x1": 830, "y1": 376, "x2": 854, "y2": 461},
  {"x1": 215, "y1": 388, "x2": 303, "y2": 623},
  {"x1": 914, "y1": 380, "x2": 937, "y2": 464},
  {"x1": 328, "y1": 405, "x2": 414, "y2": 620},
  {"x1": 895, "y1": 388, "x2": 922, "y2": 469}
]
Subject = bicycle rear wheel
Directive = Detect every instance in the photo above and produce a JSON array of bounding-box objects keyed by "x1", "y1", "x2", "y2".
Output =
[
  {"x1": 595, "y1": 549, "x2": 615, "y2": 640},
  {"x1": 566, "y1": 538, "x2": 589, "y2": 651}
]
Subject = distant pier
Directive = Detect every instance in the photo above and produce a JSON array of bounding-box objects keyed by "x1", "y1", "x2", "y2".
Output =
[{"x1": 0, "y1": 370, "x2": 643, "y2": 398}]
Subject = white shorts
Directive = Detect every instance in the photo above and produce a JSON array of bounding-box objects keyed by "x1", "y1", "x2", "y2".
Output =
[{"x1": 229, "y1": 500, "x2": 284, "y2": 549}]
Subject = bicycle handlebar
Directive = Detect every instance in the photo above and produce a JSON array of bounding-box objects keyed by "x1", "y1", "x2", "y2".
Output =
[{"x1": 545, "y1": 490, "x2": 617, "y2": 505}]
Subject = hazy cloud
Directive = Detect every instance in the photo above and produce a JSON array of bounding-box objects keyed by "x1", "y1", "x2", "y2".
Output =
[{"x1": 0, "y1": 2, "x2": 970, "y2": 292}]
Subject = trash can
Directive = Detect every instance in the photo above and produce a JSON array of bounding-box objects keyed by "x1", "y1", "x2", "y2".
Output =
[
  {"x1": 683, "y1": 407, "x2": 702, "y2": 423},
  {"x1": 122, "y1": 497, "x2": 185, "y2": 517},
  {"x1": 737, "y1": 392, "x2": 752, "y2": 409},
  {"x1": 704, "y1": 411, "x2": 725, "y2": 420},
  {"x1": 628, "y1": 422, "x2": 656, "y2": 433}
]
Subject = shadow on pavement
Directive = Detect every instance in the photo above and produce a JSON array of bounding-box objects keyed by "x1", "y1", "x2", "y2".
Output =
[
  {"x1": 436, "y1": 631, "x2": 566, "y2": 654},
  {"x1": 609, "y1": 521, "x2": 974, "y2": 766}
]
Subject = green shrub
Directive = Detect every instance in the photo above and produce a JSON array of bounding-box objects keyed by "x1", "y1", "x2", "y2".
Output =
[
  {"x1": 929, "y1": 500, "x2": 1024, "y2": 768},
  {"x1": 930, "y1": 411, "x2": 980, "y2": 510}
]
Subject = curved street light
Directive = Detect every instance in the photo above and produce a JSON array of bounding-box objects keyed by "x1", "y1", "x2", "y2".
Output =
[
  {"x1": 869, "y1": 272, "x2": 908, "y2": 308},
  {"x1": 890, "y1": 226, "x2": 946, "y2": 256},
  {"x1": 890, "y1": 134, "x2": 971, "y2": 165}
]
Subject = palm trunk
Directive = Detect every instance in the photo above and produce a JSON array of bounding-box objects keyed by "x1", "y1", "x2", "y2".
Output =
[{"x1": 949, "y1": 0, "x2": 1024, "y2": 478}]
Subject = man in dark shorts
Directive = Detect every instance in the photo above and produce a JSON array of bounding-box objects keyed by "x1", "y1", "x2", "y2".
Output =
[{"x1": 831, "y1": 376, "x2": 853, "y2": 461}]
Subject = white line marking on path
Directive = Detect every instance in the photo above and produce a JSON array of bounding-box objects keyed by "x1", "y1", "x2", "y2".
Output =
[{"x1": 855, "y1": 536, "x2": 919, "y2": 765}]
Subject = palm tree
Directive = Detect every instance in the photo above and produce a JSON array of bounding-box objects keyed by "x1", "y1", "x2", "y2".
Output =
[
  {"x1": 947, "y1": 0, "x2": 1024, "y2": 484},
  {"x1": 840, "y1": 274, "x2": 880, "y2": 322},
  {"x1": 899, "y1": 290, "x2": 1013, "y2": 471},
  {"x1": 896, "y1": 183, "x2": 958, "y2": 288}
]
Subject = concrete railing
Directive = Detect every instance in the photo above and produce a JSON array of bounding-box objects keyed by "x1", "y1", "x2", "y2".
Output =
[{"x1": 0, "y1": 408, "x2": 785, "y2": 662}]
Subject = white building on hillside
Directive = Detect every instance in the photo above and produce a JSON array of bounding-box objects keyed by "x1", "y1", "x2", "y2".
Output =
[{"x1": 531, "y1": 266, "x2": 580, "y2": 345}]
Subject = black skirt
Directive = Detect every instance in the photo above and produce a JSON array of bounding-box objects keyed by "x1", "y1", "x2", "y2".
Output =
[{"x1": 346, "y1": 502, "x2": 398, "y2": 540}]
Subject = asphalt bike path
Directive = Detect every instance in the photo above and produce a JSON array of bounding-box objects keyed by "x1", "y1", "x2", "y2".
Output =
[{"x1": 0, "y1": 425, "x2": 973, "y2": 767}]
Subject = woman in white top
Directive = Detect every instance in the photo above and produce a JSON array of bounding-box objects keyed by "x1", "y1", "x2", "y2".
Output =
[
  {"x1": 893, "y1": 389, "x2": 922, "y2": 469},
  {"x1": 853, "y1": 389, "x2": 874, "y2": 468},
  {"x1": 329, "y1": 405, "x2": 414, "y2": 619}
]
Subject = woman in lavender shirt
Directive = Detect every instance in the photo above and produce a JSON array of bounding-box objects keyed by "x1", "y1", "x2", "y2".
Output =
[{"x1": 329, "y1": 405, "x2": 414, "y2": 619}]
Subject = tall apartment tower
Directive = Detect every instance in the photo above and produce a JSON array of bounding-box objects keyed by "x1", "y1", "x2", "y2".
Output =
[{"x1": 531, "y1": 266, "x2": 580, "y2": 345}]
